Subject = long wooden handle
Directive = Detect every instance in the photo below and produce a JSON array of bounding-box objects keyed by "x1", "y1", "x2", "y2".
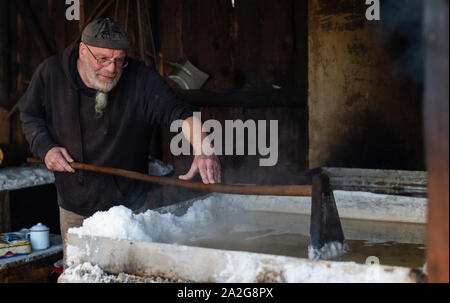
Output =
[{"x1": 27, "y1": 158, "x2": 312, "y2": 197}]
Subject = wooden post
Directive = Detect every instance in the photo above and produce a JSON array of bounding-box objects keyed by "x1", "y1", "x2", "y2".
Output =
[{"x1": 423, "y1": 0, "x2": 449, "y2": 283}]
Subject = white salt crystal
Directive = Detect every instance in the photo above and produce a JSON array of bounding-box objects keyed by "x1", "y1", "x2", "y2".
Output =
[
  {"x1": 68, "y1": 196, "x2": 242, "y2": 244},
  {"x1": 308, "y1": 241, "x2": 349, "y2": 260},
  {"x1": 62, "y1": 262, "x2": 114, "y2": 283}
]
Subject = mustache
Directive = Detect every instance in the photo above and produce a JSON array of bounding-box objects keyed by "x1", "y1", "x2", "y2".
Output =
[{"x1": 96, "y1": 71, "x2": 117, "y2": 78}]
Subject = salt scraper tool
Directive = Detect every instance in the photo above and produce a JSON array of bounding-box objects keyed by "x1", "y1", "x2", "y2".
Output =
[
  {"x1": 26, "y1": 158, "x2": 312, "y2": 197},
  {"x1": 308, "y1": 172, "x2": 347, "y2": 260},
  {"x1": 27, "y1": 158, "x2": 346, "y2": 259}
]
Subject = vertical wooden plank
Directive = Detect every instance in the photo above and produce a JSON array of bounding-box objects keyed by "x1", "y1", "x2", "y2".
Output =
[
  {"x1": 10, "y1": 108, "x2": 30, "y2": 165},
  {"x1": 234, "y1": 0, "x2": 261, "y2": 88},
  {"x1": 423, "y1": 0, "x2": 449, "y2": 283},
  {"x1": 235, "y1": 0, "x2": 294, "y2": 89},
  {"x1": 0, "y1": 109, "x2": 10, "y2": 145},
  {"x1": 16, "y1": 12, "x2": 24, "y2": 93},
  {"x1": 158, "y1": 0, "x2": 183, "y2": 89},
  {"x1": 258, "y1": 0, "x2": 294, "y2": 88},
  {"x1": 182, "y1": 0, "x2": 233, "y2": 90},
  {"x1": 79, "y1": 0, "x2": 86, "y2": 31},
  {"x1": 6, "y1": 1, "x2": 16, "y2": 98},
  {"x1": 293, "y1": 0, "x2": 308, "y2": 91},
  {"x1": 0, "y1": 191, "x2": 11, "y2": 233},
  {"x1": 17, "y1": 0, "x2": 52, "y2": 60},
  {"x1": 0, "y1": 0, "x2": 9, "y2": 108},
  {"x1": 0, "y1": 0, "x2": 11, "y2": 151},
  {"x1": 136, "y1": 0, "x2": 147, "y2": 64},
  {"x1": 294, "y1": 0, "x2": 309, "y2": 167}
]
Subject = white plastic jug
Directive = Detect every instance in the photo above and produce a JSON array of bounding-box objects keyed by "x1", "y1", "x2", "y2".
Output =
[{"x1": 26, "y1": 223, "x2": 50, "y2": 251}]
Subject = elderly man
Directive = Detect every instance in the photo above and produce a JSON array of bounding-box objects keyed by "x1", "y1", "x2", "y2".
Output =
[{"x1": 19, "y1": 18, "x2": 221, "y2": 244}]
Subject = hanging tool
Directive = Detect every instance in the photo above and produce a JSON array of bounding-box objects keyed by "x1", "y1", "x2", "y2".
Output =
[{"x1": 146, "y1": 51, "x2": 210, "y2": 90}]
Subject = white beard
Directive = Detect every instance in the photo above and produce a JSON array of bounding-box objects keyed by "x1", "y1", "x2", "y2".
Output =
[
  {"x1": 95, "y1": 91, "x2": 108, "y2": 118},
  {"x1": 82, "y1": 58, "x2": 123, "y2": 118}
]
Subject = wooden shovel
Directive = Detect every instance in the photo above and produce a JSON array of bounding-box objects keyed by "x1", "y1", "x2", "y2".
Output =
[{"x1": 27, "y1": 158, "x2": 312, "y2": 197}]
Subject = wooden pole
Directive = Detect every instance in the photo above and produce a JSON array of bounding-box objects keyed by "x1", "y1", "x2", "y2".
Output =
[
  {"x1": 26, "y1": 157, "x2": 312, "y2": 197},
  {"x1": 423, "y1": 0, "x2": 449, "y2": 283}
]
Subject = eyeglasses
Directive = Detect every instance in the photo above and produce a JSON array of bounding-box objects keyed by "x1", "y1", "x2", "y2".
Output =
[{"x1": 84, "y1": 44, "x2": 128, "y2": 69}]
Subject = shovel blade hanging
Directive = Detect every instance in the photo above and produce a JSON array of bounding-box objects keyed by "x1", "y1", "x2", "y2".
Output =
[{"x1": 168, "y1": 57, "x2": 210, "y2": 90}]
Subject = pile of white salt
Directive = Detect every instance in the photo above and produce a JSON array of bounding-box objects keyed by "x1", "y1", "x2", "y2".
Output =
[{"x1": 68, "y1": 196, "x2": 242, "y2": 244}]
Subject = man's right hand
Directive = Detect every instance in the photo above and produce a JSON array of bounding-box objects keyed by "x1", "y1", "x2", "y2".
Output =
[{"x1": 44, "y1": 147, "x2": 75, "y2": 173}]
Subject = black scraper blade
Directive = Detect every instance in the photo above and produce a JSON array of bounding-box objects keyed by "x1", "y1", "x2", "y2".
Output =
[{"x1": 309, "y1": 173, "x2": 347, "y2": 260}]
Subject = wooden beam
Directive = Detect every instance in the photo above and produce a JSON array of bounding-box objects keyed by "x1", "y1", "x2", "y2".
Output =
[
  {"x1": 174, "y1": 88, "x2": 307, "y2": 109},
  {"x1": 423, "y1": 0, "x2": 449, "y2": 283}
]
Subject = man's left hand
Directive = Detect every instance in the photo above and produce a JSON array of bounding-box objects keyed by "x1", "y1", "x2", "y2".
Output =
[{"x1": 178, "y1": 154, "x2": 222, "y2": 184}]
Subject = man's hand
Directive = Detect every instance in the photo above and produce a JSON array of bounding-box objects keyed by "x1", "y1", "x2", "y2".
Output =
[
  {"x1": 179, "y1": 154, "x2": 222, "y2": 184},
  {"x1": 44, "y1": 147, "x2": 75, "y2": 173}
]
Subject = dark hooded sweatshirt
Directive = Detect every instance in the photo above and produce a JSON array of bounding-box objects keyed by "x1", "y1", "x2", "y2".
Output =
[{"x1": 19, "y1": 44, "x2": 198, "y2": 217}]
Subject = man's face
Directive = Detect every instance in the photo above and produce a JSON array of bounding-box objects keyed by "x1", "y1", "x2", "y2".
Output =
[{"x1": 79, "y1": 43, "x2": 126, "y2": 93}]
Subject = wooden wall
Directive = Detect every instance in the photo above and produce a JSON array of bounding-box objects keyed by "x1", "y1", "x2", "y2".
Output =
[
  {"x1": 0, "y1": 1, "x2": 427, "y2": 194},
  {"x1": 308, "y1": 0, "x2": 425, "y2": 171},
  {"x1": 154, "y1": 0, "x2": 309, "y2": 193},
  {"x1": 157, "y1": 0, "x2": 303, "y2": 91},
  {"x1": 0, "y1": 0, "x2": 309, "y2": 206}
]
